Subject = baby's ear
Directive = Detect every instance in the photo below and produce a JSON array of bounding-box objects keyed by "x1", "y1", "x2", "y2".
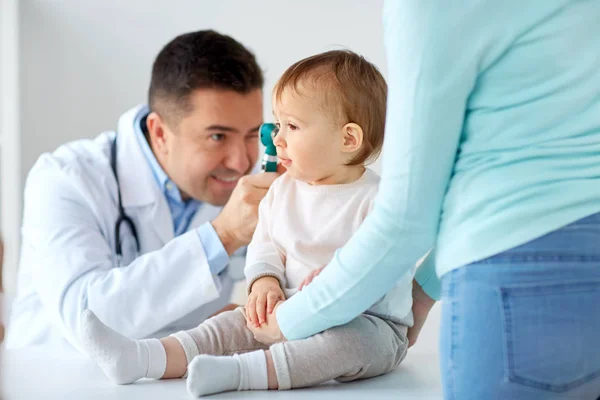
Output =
[{"x1": 340, "y1": 123, "x2": 364, "y2": 153}]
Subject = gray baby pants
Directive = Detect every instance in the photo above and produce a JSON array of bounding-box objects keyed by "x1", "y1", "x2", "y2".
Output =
[{"x1": 173, "y1": 307, "x2": 408, "y2": 390}]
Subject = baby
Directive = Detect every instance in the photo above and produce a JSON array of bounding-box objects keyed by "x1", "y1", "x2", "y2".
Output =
[{"x1": 80, "y1": 50, "x2": 415, "y2": 397}]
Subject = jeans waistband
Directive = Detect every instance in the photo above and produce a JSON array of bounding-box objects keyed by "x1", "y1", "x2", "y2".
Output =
[{"x1": 477, "y1": 212, "x2": 600, "y2": 263}]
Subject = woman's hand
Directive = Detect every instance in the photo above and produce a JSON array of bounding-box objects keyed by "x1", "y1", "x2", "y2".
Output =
[
  {"x1": 298, "y1": 266, "x2": 325, "y2": 291},
  {"x1": 407, "y1": 280, "x2": 436, "y2": 347},
  {"x1": 246, "y1": 301, "x2": 287, "y2": 345}
]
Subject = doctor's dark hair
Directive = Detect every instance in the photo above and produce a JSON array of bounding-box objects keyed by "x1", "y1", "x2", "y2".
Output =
[{"x1": 148, "y1": 30, "x2": 264, "y2": 125}]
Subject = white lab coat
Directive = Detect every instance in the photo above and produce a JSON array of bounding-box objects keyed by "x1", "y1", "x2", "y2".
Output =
[{"x1": 7, "y1": 105, "x2": 244, "y2": 350}]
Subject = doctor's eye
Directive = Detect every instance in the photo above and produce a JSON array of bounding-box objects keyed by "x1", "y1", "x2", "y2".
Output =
[{"x1": 210, "y1": 133, "x2": 226, "y2": 142}]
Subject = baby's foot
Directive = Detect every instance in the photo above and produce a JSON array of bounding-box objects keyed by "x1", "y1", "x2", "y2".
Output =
[
  {"x1": 80, "y1": 310, "x2": 165, "y2": 384},
  {"x1": 187, "y1": 355, "x2": 241, "y2": 397},
  {"x1": 187, "y1": 351, "x2": 269, "y2": 397}
]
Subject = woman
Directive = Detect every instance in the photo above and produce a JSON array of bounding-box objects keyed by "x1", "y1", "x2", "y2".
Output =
[{"x1": 257, "y1": 1, "x2": 600, "y2": 399}]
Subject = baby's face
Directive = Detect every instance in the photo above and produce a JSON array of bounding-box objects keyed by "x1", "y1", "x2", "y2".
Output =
[{"x1": 272, "y1": 86, "x2": 348, "y2": 185}]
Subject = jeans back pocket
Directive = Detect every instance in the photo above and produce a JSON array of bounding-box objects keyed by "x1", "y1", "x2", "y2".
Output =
[{"x1": 500, "y1": 280, "x2": 600, "y2": 393}]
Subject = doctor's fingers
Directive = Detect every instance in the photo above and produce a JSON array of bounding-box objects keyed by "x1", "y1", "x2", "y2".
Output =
[
  {"x1": 240, "y1": 172, "x2": 280, "y2": 190},
  {"x1": 239, "y1": 186, "x2": 269, "y2": 206},
  {"x1": 276, "y1": 162, "x2": 287, "y2": 175}
]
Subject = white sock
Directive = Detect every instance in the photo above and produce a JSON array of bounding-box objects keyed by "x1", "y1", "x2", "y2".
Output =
[
  {"x1": 186, "y1": 351, "x2": 268, "y2": 397},
  {"x1": 170, "y1": 331, "x2": 200, "y2": 378},
  {"x1": 79, "y1": 309, "x2": 166, "y2": 384},
  {"x1": 237, "y1": 351, "x2": 269, "y2": 391}
]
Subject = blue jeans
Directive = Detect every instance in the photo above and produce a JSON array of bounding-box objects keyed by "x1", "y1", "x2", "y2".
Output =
[{"x1": 440, "y1": 212, "x2": 600, "y2": 400}]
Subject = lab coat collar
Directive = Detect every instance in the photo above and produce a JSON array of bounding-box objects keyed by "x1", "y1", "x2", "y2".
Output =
[{"x1": 115, "y1": 105, "x2": 160, "y2": 208}]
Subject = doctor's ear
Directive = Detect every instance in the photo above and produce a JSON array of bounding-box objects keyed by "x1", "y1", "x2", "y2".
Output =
[
  {"x1": 340, "y1": 122, "x2": 364, "y2": 154},
  {"x1": 146, "y1": 112, "x2": 170, "y2": 154}
]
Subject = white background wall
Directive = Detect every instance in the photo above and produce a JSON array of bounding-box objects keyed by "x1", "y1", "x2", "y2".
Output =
[
  {"x1": 20, "y1": 0, "x2": 387, "y2": 178},
  {"x1": 10, "y1": 0, "x2": 441, "y2": 354},
  {"x1": 1, "y1": 0, "x2": 22, "y2": 302}
]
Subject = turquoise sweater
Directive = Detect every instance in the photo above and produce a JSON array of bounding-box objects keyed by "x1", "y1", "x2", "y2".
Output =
[{"x1": 277, "y1": 0, "x2": 600, "y2": 340}]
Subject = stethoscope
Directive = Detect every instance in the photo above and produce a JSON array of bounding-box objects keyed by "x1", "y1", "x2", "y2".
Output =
[{"x1": 110, "y1": 136, "x2": 141, "y2": 260}]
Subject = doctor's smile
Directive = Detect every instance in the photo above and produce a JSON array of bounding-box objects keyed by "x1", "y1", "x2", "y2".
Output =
[{"x1": 210, "y1": 174, "x2": 241, "y2": 186}]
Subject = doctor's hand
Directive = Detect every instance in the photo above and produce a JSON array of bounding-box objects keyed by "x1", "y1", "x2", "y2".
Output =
[
  {"x1": 246, "y1": 276, "x2": 285, "y2": 327},
  {"x1": 212, "y1": 172, "x2": 282, "y2": 255}
]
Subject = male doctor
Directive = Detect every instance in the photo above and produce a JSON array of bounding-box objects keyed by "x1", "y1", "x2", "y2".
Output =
[{"x1": 7, "y1": 30, "x2": 280, "y2": 350}]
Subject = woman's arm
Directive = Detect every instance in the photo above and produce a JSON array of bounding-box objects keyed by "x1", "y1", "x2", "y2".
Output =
[{"x1": 275, "y1": 0, "x2": 482, "y2": 340}]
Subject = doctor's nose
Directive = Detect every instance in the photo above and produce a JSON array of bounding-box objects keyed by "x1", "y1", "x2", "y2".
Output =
[{"x1": 223, "y1": 142, "x2": 251, "y2": 173}]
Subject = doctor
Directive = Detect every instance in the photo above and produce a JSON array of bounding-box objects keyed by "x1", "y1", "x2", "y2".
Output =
[{"x1": 7, "y1": 30, "x2": 280, "y2": 350}]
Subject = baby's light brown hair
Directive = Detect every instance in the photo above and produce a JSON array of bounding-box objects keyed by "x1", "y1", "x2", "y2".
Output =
[{"x1": 273, "y1": 50, "x2": 387, "y2": 165}]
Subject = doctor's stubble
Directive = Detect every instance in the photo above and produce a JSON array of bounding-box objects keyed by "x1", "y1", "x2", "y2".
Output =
[{"x1": 146, "y1": 88, "x2": 262, "y2": 206}]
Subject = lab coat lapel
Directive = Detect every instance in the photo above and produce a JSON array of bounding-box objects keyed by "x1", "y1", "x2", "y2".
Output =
[
  {"x1": 115, "y1": 105, "x2": 174, "y2": 247},
  {"x1": 143, "y1": 190, "x2": 175, "y2": 245}
]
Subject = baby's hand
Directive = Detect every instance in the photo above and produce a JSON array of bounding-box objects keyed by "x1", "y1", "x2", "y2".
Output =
[
  {"x1": 247, "y1": 300, "x2": 287, "y2": 345},
  {"x1": 299, "y1": 266, "x2": 325, "y2": 291},
  {"x1": 246, "y1": 276, "x2": 285, "y2": 327}
]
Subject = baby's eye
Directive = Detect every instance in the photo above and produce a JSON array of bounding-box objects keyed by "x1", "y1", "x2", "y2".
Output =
[{"x1": 288, "y1": 123, "x2": 298, "y2": 131}]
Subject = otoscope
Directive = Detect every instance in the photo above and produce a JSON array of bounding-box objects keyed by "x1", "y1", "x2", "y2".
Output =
[{"x1": 259, "y1": 123, "x2": 279, "y2": 172}]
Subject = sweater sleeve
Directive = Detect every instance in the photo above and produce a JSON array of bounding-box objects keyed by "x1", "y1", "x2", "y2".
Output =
[
  {"x1": 276, "y1": 0, "x2": 480, "y2": 340},
  {"x1": 245, "y1": 183, "x2": 287, "y2": 293}
]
